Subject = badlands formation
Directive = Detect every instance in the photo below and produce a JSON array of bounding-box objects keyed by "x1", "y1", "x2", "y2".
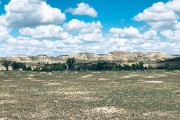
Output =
[{"x1": 0, "y1": 51, "x2": 174, "y2": 63}]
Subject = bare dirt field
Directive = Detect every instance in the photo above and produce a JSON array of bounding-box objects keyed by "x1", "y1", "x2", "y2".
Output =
[{"x1": 0, "y1": 70, "x2": 180, "y2": 120}]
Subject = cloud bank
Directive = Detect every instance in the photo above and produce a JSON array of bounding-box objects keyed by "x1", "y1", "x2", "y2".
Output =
[{"x1": 0, "y1": 0, "x2": 179, "y2": 56}]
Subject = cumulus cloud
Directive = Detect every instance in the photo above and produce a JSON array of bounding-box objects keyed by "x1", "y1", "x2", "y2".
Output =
[
  {"x1": 2, "y1": 18, "x2": 105, "y2": 55},
  {"x1": 0, "y1": 25, "x2": 10, "y2": 40},
  {"x1": 66, "y1": 2, "x2": 98, "y2": 17},
  {"x1": 109, "y1": 26, "x2": 141, "y2": 38},
  {"x1": 109, "y1": 26, "x2": 159, "y2": 44},
  {"x1": 0, "y1": 0, "x2": 65, "y2": 28},
  {"x1": 1, "y1": 36, "x2": 70, "y2": 56},
  {"x1": 20, "y1": 19, "x2": 104, "y2": 43},
  {"x1": 0, "y1": 33, "x2": 179, "y2": 56},
  {"x1": 7, "y1": 36, "x2": 42, "y2": 46},
  {"x1": 28, "y1": 0, "x2": 46, "y2": 4},
  {"x1": 3, "y1": 23, "x2": 176, "y2": 56},
  {"x1": 134, "y1": 0, "x2": 180, "y2": 44},
  {"x1": 6, "y1": 36, "x2": 70, "y2": 50},
  {"x1": 75, "y1": 32, "x2": 104, "y2": 43},
  {"x1": 63, "y1": 19, "x2": 103, "y2": 42},
  {"x1": 134, "y1": 0, "x2": 180, "y2": 30},
  {"x1": 19, "y1": 25, "x2": 72, "y2": 40},
  {"x1": 0, "y1": 18, "x2": 105, "y2": 56},
  {"x1": 134, "y1": 2, "x2": 177, "y2": 22},
  {"x1": 0, "y1": 0, "x2": 179, "y2": 56},
  {"x1": 102, "y1": 26, "x2": 162, "y2": 54},
  {"x1": 64, "y1": 19, "x2": 102, "y2": 33},
  {"x1": 161, "y1": 30, "x2": 180, "y2": 41},
  {"x1": 142, "y1": 30, "x2": 159, "y2": 42}
]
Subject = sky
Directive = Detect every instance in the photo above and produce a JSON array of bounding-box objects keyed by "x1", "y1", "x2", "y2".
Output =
[{"x1": 0, "y1": 0, "x2": 180, "y2": 56}]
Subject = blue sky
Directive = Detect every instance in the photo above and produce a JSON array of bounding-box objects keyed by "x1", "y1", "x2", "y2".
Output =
[
  {"x1": 1, "y1": 0, "x2": 168, "y2": 32},
  {"x1": 48, "y1": 0, "x2": 169, "y2": 29},
  {"x1": 0, "y1": 0, "x2": 179, "y2": 56}
]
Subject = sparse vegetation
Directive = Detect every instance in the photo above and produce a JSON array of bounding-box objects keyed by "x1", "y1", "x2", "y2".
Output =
[
  {"x1": 1, "y1": 58, "x2": 180, "y2": 72},
  {"x1": 41, "y1": 63, "x2": 67, "y2": 71},
  {"x1": 0, "y1": 58, "x2": 180, "y2": 119},
  {"x1": 0, "y1": 70, "x2": 179, "y2": 119},
  {"x1": 1, "y1": 60, "x2": 11, "y2": 71},
  {"x1": 11, "y1": 61, "x2": 26, "y2": 70},
  {"x1": 66, "y1": 58, "x2": 76, "y2": 71}
]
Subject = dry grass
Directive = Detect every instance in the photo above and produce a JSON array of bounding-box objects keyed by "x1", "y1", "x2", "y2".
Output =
[
  {"x1": 0, "y1": 70, "x2": 180, "y2": 119},
  {"x1": 89, "y1": 106, "x2": 127, "y2": 114},
  {"x1": 145, "y1": 81, "x2": 163, "y2": 83}
]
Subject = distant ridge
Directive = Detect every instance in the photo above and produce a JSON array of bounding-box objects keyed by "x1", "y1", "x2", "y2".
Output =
[{"x1": 0, "y1": 51, "x2": 174, "y2": 64}]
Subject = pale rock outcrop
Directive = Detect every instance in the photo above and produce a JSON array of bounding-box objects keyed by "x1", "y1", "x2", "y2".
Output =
[{"x1": 0, "y1": 51, "x2": 174, "y2": 65}]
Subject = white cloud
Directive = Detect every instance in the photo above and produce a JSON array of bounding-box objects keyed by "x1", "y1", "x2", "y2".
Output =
[
  {"x1": 135, "y1": 10, "x2": 177, "y2": 22},
  {"x1": 1, "y1": 18, "x2": 105, "y2": 55},
  {"x1": 1, "y1": 0, "x2": 65, "y2": 28},
  {"x1": 133, "y1": 0, "x2": 180, "y2": 47},
  {"x1": 6, "y1": 36, "x2": 69, "y2": 50},
  {"x1": 63, "y1": 19, "x2": 103, "y2": 42},
  {"x1": 43, "y1": 40, "x2": 66, "y2": 49},
  {"x1": 109, "y1": 26, "x2": 141, "y2": 38},
  {"x1": 0, "y1": 15, "x2": 7, "y2": 26},
  {"x1": 0, "y1": 0, "x2": 179, "y2": 56},
  {"x1": 0, "y1": 31, "x2": 179, "y2": 56},
  {"x1": 166, "y1": 0, "x2": 180, "y2": 12},
  {"x1": 109, "y1": 26, "x2": 159, "y2": 43},
  {"x1": 66, "y1": 2, "x2": 97, "y2": 17},
  {"x1": 63, "y1": 19, "x2": 87, "y2": 32},
  {"x1": 64, "y1": 19, "x2": 102, "y2": 33},
  {"x1": 76, "y1": 32, "x2": 104, "y2": 42},
  {"x1": 0, "y1": 25, "x2": 10, "y2": 40},
  {"x1": 20, "y1": 19, "x2": 104, "y2": 43},
  {"x1": 134, "y1": 0, "x2": 180, "y2": 30},
  {"x1": 4, "y1": 23, "x2": 175, "y2": 56},
  {"x1": 161, "y1": 30, "x2": 180, "y2": 41},
  {"x1": 143, "y1": 30, "x2": 159, "y2": 42},
  {"x1": 102, "y1": 27, "x2": 161, "y2": 53},
  {"x1": 19, "y1": 25, "x2": 72, "y2": 40},
  {"x1": 134, "y1": 2, "x2": 177, "y2": 22},
  {"x1": 7, "y1": 36, "x2": 42, "y2": 46},
  {"x1": 148, "y1": 21, "x2": 180, "y2": 30},
  {"x1": 130, "y1": 41, "x2": 180, "y2": 54},
  {"x1": 2, "y1": 36, "x2": 71, "y2": 56},
  {"x1": 28, "y1": 0, "x2": 46, "y2": 4}
]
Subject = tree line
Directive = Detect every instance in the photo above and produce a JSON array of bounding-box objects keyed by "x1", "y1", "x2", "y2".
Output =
[{"x1": 1, "y1": 58, "x2": 180, "y2": 72}]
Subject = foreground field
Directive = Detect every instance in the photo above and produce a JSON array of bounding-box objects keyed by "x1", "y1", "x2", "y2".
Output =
[{"x1": 0, "y1": 70, "x2": 180, "y2": 120}]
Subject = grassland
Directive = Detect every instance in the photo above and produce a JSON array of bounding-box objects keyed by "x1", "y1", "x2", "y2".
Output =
[{"x1": 0, "y1": 70, "x2": 180, "y2": 120}]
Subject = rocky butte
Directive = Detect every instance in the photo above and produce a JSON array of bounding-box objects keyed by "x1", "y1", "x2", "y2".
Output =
[{"x1": 0, "y1": 51, "x2": 179, "y2": 69}]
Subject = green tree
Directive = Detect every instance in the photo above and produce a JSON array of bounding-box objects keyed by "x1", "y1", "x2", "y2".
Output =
[
  {"x1": 11, "y1": 61, "x2": 26, "y2": 70},
  {"x1": 25, "y1": 66, "x2": 32, "y2": 71},
  {"x1": 66, "y1": 58, "x2": 76, "y2": 71},
  {"x1": 132, "y1": 64, "x2": 137, "y2": 71},
  {"x1": 123, "y1": 64, "x2": 131, "y2": 71},
  {"x1": 138, "y1": 61, "x2": 144, "y2": 71},
  {"x1": 2, "y1": 60, "x2": 11, "y2": 71},
  {"x1": 11, "y1": 61, "x2": 19, "y2": 70}
]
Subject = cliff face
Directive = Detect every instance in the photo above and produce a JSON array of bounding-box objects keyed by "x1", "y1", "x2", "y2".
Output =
[
  {"x1": 0, "y1": 51, "x2": 174, "y2": 64},
  {"x1": 68, "y1": 53, "x2": 99, "y2": 61},
  {"x1": 60, "y1": 51, "x2": 173, "y2": 62}
]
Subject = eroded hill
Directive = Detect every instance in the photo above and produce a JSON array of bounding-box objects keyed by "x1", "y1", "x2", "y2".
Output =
[{"x1": 0, "y1": 51, "x2": 179, "y2": 68}]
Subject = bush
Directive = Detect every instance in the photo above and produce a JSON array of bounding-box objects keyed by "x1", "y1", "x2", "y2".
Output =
[{"x1": 2, "y1": 60, "x2": 11, "y2": 71}]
